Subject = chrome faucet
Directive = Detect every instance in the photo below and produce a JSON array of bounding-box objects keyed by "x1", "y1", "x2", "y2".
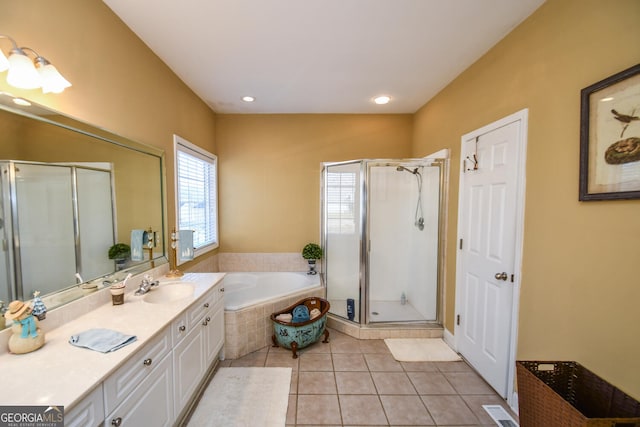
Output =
[{"x1": 134, "y1": 275, "x2": 159, "y2": 295}]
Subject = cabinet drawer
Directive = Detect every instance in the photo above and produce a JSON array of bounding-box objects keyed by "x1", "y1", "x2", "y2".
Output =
[
  {"x1": 186, "y1": 288, "x2": 216, "y2": 328},
  {"x1": 65, "y1": 385, "x2": 104, "y2": 427},
  {"x1": 171, "y1": 312, "x2": 188, "y2": 346},
  {"x1": 103, "y1": 327, "x2": 171, "y2": 414}
]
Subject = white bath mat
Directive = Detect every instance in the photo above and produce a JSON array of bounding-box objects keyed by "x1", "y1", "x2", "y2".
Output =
[
  {"x1": 384, "y1": 338, "x2": 462, "y2": 362},
  {"x1": 187, "y1": 367, "x2": 291, "y2": 427}
]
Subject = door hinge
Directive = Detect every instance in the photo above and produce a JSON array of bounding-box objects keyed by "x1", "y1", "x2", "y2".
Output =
[
  {"x1": 459, "y1": 238, "x2": 463, "y2": 250},
  {"x1": 456, "y1": 314, "x2": 461, "y2": 326}
]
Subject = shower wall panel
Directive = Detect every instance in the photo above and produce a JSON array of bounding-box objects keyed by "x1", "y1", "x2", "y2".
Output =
[{"x1": 368, "y1": 164, "x2": 440, "y2": 322}]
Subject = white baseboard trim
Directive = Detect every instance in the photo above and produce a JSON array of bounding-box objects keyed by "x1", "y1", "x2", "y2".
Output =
[
  {"x1": 442, "y1": 328, "x2": 456, "y2": 352},
  {"x1": 510, "y1": 391, "x2": 519, "y2": 414}
]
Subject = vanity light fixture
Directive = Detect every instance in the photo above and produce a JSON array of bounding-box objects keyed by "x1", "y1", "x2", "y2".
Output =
[
  {"x1": 0, "y1": 34, "x2": 71, "y2": 93},
  {"x1": 241, "y1": 96, "x2": 255, "y2": 102},
  {"x1": 373, "y1": 95, "x2": 391, "y2": 105}
]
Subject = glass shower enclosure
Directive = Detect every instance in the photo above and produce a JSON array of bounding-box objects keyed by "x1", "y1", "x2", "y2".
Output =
[
  {"x1": 0, "y1": 161, "x2": 115, "y2": 303},
  {"x1": 322, "y1": 158, "x2": 446, "y2": 325}
]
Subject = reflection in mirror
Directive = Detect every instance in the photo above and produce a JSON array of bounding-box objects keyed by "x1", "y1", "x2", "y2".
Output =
[{"x1": 0, "y1": 93, "x2": 166, "y2": 315}]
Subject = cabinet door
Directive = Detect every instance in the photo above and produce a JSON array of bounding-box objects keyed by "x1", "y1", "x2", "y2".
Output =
[
  {"x1": 106, "y1": 353, "x2": 174, "y2": 427},
  {"x1": 64, "y1": 386, "x2": 104, "y2": 427},
  {"x1": 173, "y1": 322, "x2": 205, "y2": 416},
  {"x1": 205, "y1": 300, "x2": 225, "y2": 366}
]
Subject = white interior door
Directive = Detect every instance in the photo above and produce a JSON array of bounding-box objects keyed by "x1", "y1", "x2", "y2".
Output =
[{"x1": 455, "y1": 110, "x2": 527, "y2": 402}]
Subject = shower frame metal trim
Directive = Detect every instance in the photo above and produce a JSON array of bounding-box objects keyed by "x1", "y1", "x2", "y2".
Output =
[{"x1": 322, "y1": 157, "x2": 448, "y2": 328}]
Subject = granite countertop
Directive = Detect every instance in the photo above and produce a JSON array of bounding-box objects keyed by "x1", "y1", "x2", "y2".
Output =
[{"x1": 0, "y1": 272, "x2": 225, "y2": 410}]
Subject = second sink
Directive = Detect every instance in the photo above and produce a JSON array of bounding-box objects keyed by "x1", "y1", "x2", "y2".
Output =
[{"x1": 143, "y1": 283, "x2": 195, "y2": 304}]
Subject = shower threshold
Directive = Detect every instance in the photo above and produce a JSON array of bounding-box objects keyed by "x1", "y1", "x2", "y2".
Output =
[
  {"x1": 327, "y1": 313, "x2": 443, "y2": 340},
  {"x1": 329, "y1": 298, "x2": 435, "y2": 323}
]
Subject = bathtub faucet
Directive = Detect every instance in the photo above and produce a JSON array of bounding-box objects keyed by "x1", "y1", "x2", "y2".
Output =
[{"x1": 134, "y1": 275, "x2": 159, "y2": 295}]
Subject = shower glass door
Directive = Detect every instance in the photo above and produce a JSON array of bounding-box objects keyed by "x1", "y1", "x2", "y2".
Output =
[
  {"x1": 323, "y1": 161, "x2": 362, "y2": 322},
  {"x1": 366, "y1": 161, "x2": 441, "y2": 323}
]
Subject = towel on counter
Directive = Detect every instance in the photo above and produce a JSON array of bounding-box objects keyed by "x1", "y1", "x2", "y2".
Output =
[
  {"x1": 130, "y1": 229, "x2": 146, "y2": 261},
  {"x1": 178, "y1": 230, "x2": 195, "y2": 262},
  {"x1": 69, "y1": 328, "x2": 137, "y2": 353}
]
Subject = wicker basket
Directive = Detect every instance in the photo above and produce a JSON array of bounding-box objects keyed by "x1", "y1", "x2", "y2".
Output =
[{"x1": 516, "y1": 361, "x2": 640, "y2": 427}]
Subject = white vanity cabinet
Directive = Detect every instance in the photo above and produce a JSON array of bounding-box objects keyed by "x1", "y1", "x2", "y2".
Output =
[
  {"x1": 172, "y1": 281, "x2": 225, "y2": 419},
  {"x1": 1, "y1": 273, "x2": 228, "y2": 427}
]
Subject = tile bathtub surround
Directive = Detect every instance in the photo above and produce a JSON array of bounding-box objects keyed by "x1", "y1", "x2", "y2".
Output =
[
  {"x1": 217, "y1": 328, "x2": 519, "y2": 427},
  {"x1": 224, "y1": 287, "x2": 325, "y2": 359},
  {"x1": 218, "y1": 252, "x2": 320, "y2": 273}
]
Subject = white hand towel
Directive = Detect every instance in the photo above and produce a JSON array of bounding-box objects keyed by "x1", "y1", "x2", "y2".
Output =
[
  {"x1": 178, "y1": 230, "x2": 195, "y2": 262},
  {"x1": 275, "y1": 313, "x2": 292, "y2": 323}
]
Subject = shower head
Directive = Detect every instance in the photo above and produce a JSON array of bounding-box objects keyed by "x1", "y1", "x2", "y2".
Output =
[{"x1": 396, "y1": 166, "x2": 418, "y2": 174}]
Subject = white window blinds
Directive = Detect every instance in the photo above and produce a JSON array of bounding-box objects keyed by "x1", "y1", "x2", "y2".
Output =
[
  {"x1": 175, "y1": 136, "x2": 218, "y2": 252},
  {"x1": 326, "y1": 171, "x2": 357, "y2": 234}
]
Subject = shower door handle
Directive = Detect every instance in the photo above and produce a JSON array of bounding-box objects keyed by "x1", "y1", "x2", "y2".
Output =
[{"x1": 494, "y1": 272, "x2": 508, "y2": 281}]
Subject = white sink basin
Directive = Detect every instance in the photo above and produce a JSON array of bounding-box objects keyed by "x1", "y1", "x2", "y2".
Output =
[{"x1": 143, "y1": 283, "x2": 195, "y2": 304}]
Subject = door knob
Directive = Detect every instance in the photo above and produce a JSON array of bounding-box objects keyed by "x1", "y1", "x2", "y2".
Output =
[{"x1": 495, "y1": 272, "x2": 508, "y2": 281}]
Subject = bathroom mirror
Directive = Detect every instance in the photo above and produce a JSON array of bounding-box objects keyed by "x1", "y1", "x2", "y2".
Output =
[{"x1": 0, "y1": 93, "x2": 166, "y2": 316}]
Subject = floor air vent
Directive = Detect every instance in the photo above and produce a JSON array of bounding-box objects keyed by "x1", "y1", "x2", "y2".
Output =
[{"x1": 482, "y1": 404, "x2": 519, "y2": 427}]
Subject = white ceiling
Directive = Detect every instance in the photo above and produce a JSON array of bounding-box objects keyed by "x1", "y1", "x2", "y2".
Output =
[{"x1": 102, "y1": 0, "x2": 545, "y2": 114}]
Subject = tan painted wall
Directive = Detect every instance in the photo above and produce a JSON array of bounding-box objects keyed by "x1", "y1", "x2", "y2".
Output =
[
  {"x1": 412, "y1": 0, "x2": 640, "y2": 398},
  {"x1": 5, "y1": 0, "x2": 639, "y2": 399},
  {"x1": 215, "y1": 114, "x2": 412, "y2": 252},
  {"x1": 0, "y1": 0, "x2": 217, "y2": 267}
]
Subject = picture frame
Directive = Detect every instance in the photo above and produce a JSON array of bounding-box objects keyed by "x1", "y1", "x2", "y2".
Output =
[{"x1": 579, "y1": 63, "x2": 640, "y2": 201}]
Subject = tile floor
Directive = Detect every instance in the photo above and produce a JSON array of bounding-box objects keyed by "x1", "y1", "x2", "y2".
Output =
[{"x1": 217, "y1": 328, "x2": 519, "y2": 426}]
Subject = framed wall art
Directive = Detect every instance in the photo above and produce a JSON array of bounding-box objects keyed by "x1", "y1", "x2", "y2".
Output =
[{"x1": 579, "y1": 63, "x2": 640, "y2": 201}]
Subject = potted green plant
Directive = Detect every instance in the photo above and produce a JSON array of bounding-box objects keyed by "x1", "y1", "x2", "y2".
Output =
[
  {"x1": 301, "y1": 243, "x2": 323, "y2": 275},
  {"x1": 108, "y1": 243, "x2": 131, "y2": 271}
]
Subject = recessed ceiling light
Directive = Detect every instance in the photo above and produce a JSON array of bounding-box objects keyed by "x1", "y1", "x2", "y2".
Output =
[
  {"x1": 373, "y1": 95, "x2": 391, "y2": 105},
  {"x1": 12, "y1": 98, "x2": 31, "y2": 106},
  {"x1": 242, "y1": 96, "x2": 255, "y2": 102}
]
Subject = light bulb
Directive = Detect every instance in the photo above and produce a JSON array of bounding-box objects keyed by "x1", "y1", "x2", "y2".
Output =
[
  {"x1": 373, "y1": 95, "x2": 391, "y2": 105},
  {"x1": 37, "y1": 62, "x2": 71, "y2": 93},
  {"x1": 6, "y1": 49, "x2": 40, "y2": 89},
  {"x1": 0, "y1": 50, "x2": 9, "y2": 72}
]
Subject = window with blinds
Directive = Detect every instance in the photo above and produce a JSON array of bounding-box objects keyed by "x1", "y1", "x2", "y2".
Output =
[
  {"x1": 326, "y1": 171, "x2": 357, "y2": 234},
  {"x1": 174, "y1": 135, "x2": 218, "y2": 255}
]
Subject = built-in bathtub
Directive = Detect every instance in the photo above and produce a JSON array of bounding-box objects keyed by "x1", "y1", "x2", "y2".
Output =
[{"x1": 223, "y1": 272, "x2": 324, "y2": 359}]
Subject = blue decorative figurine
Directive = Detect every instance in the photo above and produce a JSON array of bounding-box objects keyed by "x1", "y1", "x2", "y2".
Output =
[{"x1": 32, "y1": 291, "x2": 47, "y2": 320}]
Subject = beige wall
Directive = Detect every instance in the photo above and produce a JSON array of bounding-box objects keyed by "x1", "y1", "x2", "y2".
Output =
[
  {"x1": 413, "y1": 0, "x2": 640, "y2": 398},
  {"x1": 4, "y1": 0, "x2": 639, "y2": 400},
  {"x1": 0, "y1": 0, "x2": 218, "y2": 268},
  {"x1": 215, "y1": 114, "x2": 413, "y2": 252}
]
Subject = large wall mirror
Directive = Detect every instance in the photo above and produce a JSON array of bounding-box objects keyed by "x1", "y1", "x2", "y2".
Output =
[{"x1": 0, "y1": 93, "x2": 166, "y2": 316}]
